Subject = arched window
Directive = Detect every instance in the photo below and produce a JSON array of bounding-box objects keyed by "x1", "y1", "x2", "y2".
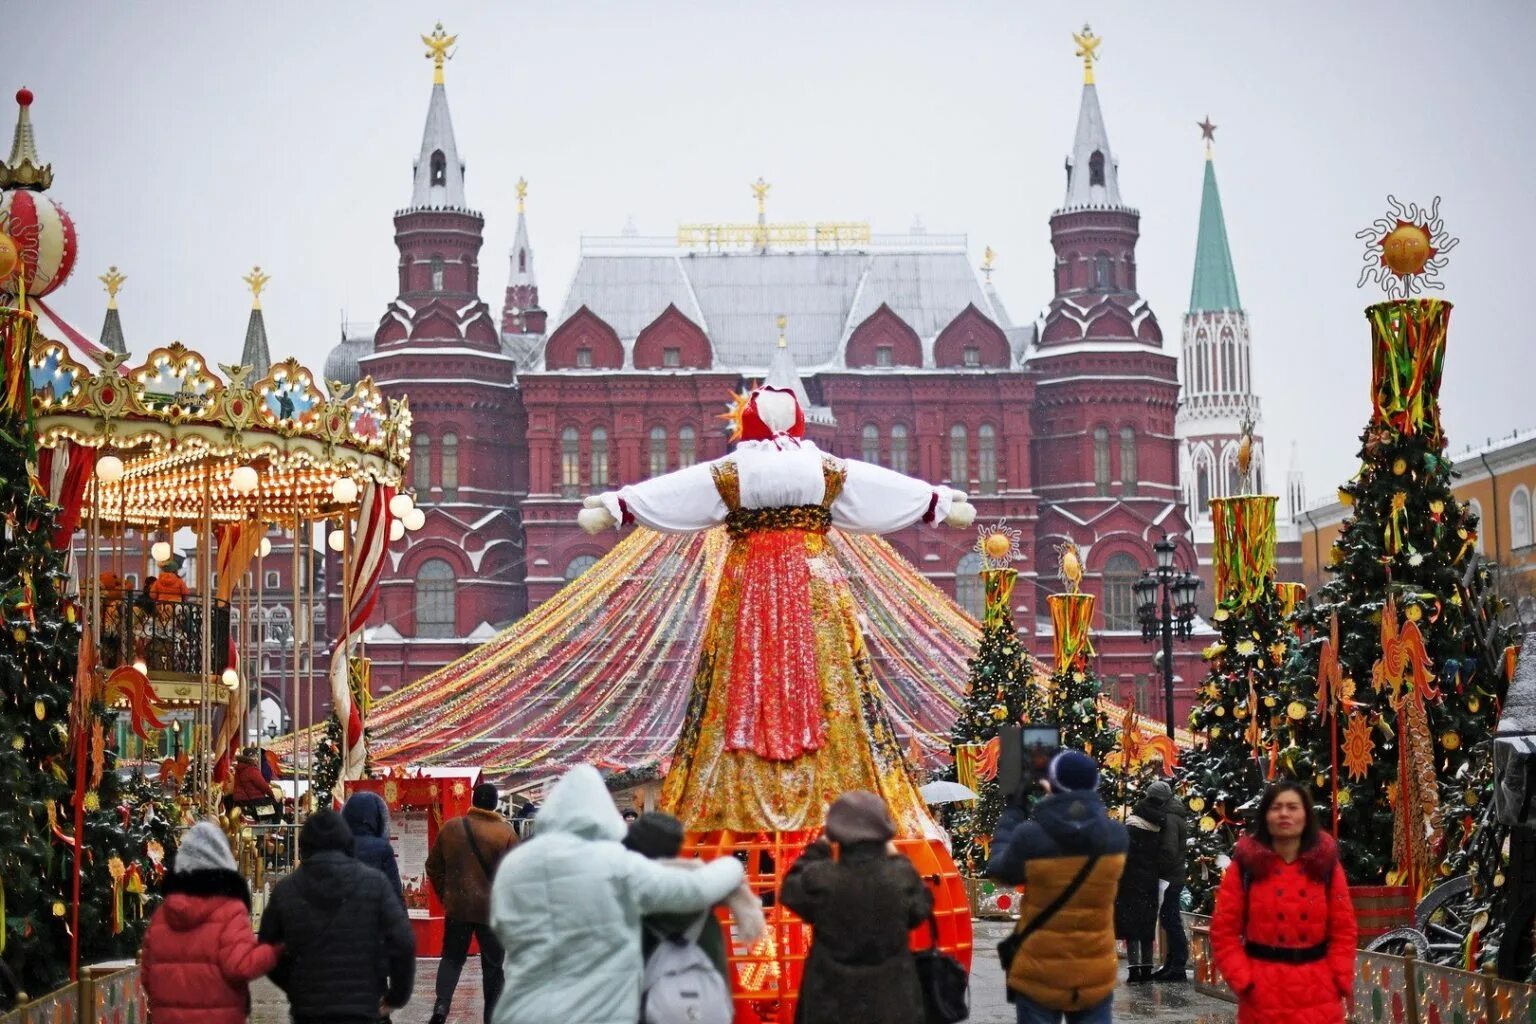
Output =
[
  {"x1": 441, "y1": 432, "x2": 459, "y2": 502},
  {"x1": 415, "y1": 559, "x2": 455, "y2": 638},
  {"x1": 978, "y1": 424, "x2": 997, "y2": 495},
  {"x1": 1094, "y1": 253, "x2": 1112, "y2": 291},
  {"x1": 1224, "y1": 452, "x2": 1241, "y2": 498},
  {"x1": 590, "y1": 427, "x2": 609, "y2": 488},
  {"x1": 430, "y1": 150, "x2": 446, "y2": 187},
  {"x1": 954, "y1": 552, "x2": 984, "y2": 619},
  {"x1": 430, "y1": 256, "x2": 445, "y2": 292},
  {"x1": 890, "y1": 424, "x2": 909, "y2": 474},
  {"x1": 560, "y1": 426, "x2": 580, "y2": 498},
  {"x1": 518, "y1": 249, "x2": 527, "y2": 273},
  {"x1": 1512, "y1": 488, "x2": 1534, "y2": 549},
  {"x1": 1088, "y1": 150, "x2": 1105, "y2": 188},
  {"x1": 861, "y1": 424, "x2": 881, "y2": 465},
  {"x1": 1468, "y1": 498, "x2": 1485, "y2": 554},
  {"x1": 949, "y1": 424, "x2": 968, "y2": 487},
  {"x1": 1102, "y1": 553, "x2": 1141, "y2": 630},
  {"x1": 678, "y1": 426, "x2": 697, "y2": 469},
  {"x1": 1120, "y1": 427, "x2": 1137, "y2": 497},
  {"x1": 564, "y1": 554, "x2": 599, "y2": 581},
  {"x1": 649, "y1": 426, "x2": 668, "y2": 477},
  {"x1": 1196, "y1": 461, "x2": 1212, "y2": 514},
  {"x1": 412, "y1": 432, "x2": 431, "y2": 494},
  {"x1": 1093, "y1": 427, "x2": 1110, "y2": 497}
]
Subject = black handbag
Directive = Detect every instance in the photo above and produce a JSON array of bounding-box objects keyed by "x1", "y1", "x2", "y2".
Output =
[{"x1": 914, "y1": 914, "x2": 969, "y2": 1024}]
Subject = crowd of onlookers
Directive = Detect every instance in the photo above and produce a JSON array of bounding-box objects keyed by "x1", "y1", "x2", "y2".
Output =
[{"x1": 139, "y1": 754, "x2": 1356, "y2": 1024}]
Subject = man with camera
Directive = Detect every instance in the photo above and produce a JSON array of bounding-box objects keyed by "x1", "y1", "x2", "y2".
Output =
[{"x1": 986, "y1": 743, "x2": 1128, "y2": 1024}]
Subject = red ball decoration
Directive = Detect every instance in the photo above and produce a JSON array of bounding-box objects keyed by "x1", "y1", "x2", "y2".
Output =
[
  {"x1": 995, "y1": 892, "x2": 1013, "y2": 911},
  {"x1": 15, "y1": 87, "x2": 32, "y2": 107}
]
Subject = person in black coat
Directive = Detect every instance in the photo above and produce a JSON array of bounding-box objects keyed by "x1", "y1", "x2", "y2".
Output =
[
  {"x1": 1115, "y1": 785, "x2": 1169, "y2": 984},
  {"x1": 780, "y1": 791, "x2": 932, "y2": 1024},
  {"x1": 258, "y1": 810, "x2": 417, "y2": 1023},
  {"x1": 343, "y1": 791, "x2": 404, "y2": 905}
]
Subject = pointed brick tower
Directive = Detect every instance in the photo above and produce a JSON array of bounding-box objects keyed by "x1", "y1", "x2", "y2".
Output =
[
  {"x1": 1176, "y1": 121, "x2": 1263, "y2": 522},
  {"x1": 341, "y1": 25, "x2": 529, "y2": 696},
  {"x1": 1028, "y1": 26, "x2": 1198, "y2": 702},
  {"x1": 501, "y1": 177, "x2": 546, "y2": 339}
]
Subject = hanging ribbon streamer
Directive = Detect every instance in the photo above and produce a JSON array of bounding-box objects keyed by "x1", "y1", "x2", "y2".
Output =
[
  {"x1": 1048, "y1": 592, "x2": 1096, "y2": 673},
  {"x1": 0, "y1": 303, "x2": 35, "y2": 423},
  {"x1": 1366, "y1": 298, "x2": 1450, "y2": 445},
  {"x1": 1209, "y1": 495, "x2": 1277, "y2": 610},
  {"x1": 1273, "y1": 582, "x2": 1308, "y2": 619},
  {"x1": 1385, "y1": 492, "x2": 1408, "y2": 556},
  {"x1": 981, "y1": 568, "x2": 1017, "y2": 632}
]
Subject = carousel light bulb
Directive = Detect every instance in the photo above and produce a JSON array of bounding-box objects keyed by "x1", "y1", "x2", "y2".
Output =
[
  {"x1": 403, "y1": 507, "x2": 425, "y2": 532},
  {"x1": 258, "y1": 537, "x2": 272, "y2": 558},
  {"x1": 151, "y1": 541, "x2": 172, "y2": 564},
  {"x1": 231, "y1": 465, "x2": 259, "y2": 494},
  {"x1": 389, "y1": 519, "x2": 405, "y2": 542},
  {"x1": 132, "y1": 659, "x2": 148, "y2": 675},
  {"x1": 331, "y1": 477, "x2": 359, "y2": 504},
  {"x1": 388, "y1": 492, "x2": 414, "y2": 517},
  {"x1": 95, "y1": 455, "x2": 125, "y2": 483},
  {"x1": 221, "y1": 667, "x2": 240, "y2": 689},
  {"x1": 327, "y1": 529, "x2": 346, "y2": 552}
]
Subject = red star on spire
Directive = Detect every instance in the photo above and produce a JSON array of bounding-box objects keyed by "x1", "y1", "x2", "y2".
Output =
[{"x1": 1198, "y1": 116, "x2": 1218, "y2": 143}]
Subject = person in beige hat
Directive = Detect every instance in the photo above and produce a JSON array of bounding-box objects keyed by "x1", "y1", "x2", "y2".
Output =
[{"x1": 781, "y1": 791, "x2": 933, "y2": 1024}]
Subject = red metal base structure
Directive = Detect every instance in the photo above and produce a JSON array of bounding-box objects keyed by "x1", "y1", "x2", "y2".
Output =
[{"x1": 682, "y1": 831, "x2": 974, "y2": 1024}]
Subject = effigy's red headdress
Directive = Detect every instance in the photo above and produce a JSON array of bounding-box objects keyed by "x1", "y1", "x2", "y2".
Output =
[{"x1": 720, "y1": 385, "x2": 805, "y2": 443}]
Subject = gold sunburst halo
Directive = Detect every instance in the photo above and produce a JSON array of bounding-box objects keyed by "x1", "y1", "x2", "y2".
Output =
[
  {"x1": 973, "y1": 520, "x2": 1021, "y2": 570},
  {"x1": 716, "y1": 381, "x2": 758, "y2": 443}
]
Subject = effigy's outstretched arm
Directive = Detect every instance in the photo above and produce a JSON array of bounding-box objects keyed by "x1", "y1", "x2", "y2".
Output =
[
  {"x1": 578, "y1": 461, "x2": 728, "y2": 535},
  {"x1": 831, "y1": 458, "x2": 976, "y2": 534}
]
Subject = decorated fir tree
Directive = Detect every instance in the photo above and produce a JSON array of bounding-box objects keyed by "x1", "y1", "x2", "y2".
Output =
[
  {"x1": 1175, "y1": 488, "x2": 1298, "y2": 908},
  {"x1": 949, "y1": 524, "x2": 1046, "y2": 871},
  {"x1": 1281, "y1": 200, "x2": 1514, "y2": 889},
  {"x1": 1041, "y1": 543, "x2": 1116, "y2": 768}
]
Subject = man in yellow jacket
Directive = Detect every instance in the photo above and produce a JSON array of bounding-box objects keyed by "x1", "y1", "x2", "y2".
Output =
[{"x1": 986, "y1": 750, "x2": 1128, "y2": 1024}]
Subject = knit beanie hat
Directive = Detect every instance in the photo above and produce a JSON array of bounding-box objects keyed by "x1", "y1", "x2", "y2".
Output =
[
  {"x1": 623, "y1": 812, "x2": 686, "y2": 860},
  {"x1": 472, "y1": 782, "x2": 499, "y2": 811},
  {"x1": 176, "y1": 820, "x2": 238, "y2": 873},
  {"x1": 1145, "y1": 780, "x2": 1173, "y2": 807},
  {"x1": 299, "y1": 809, "x2": 355, "y2": 858},
  {"x1": 825, "y1": 790, "x2": 896, "y2": 845},
  {"x1": 1047, "y1": 750, "x2": 1099, "y2": 793}
]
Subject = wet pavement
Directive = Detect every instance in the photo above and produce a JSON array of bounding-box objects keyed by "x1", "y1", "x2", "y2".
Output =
[{"x1": 250, "y1": 920, "x2": 1238, "y2": 1023}]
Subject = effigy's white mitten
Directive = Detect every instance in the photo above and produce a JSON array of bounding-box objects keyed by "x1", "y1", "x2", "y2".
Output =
[
  {"x1": 578, "y1": 506, "x2": 617, "y2": 534},
  {"x1": 582, "y1": 494, "x2": 605, "y2": 509},
  {"x1": 946, "y1": 501, "x2": 977, "y2": 529},
  {"x1": 950, "y1": 490, "x2": 969, "y2": 503}
]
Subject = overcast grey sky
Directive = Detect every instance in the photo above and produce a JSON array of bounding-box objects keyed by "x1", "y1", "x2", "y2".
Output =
[{"x1": 17, "y1": 1, "x2": 1536, "y2": 499}]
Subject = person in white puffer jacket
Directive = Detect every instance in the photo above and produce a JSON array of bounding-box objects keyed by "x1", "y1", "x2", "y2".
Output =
[{"x1": 489, "y1": 765, "x2": 745, "y2": 1024}]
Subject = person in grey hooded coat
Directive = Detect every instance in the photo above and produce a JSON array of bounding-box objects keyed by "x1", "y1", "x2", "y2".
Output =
[{"x1": 489, "y1": 764, "x2": 744, "y2": 1024}]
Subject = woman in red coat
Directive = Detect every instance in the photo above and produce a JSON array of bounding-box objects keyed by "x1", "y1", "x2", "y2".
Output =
[
  {"x1": 1210, "y1": 782, "x2": 1357, "y2": 1024},
  {"x1": 141, "y1": 821, "x2": 282, "y2": 1024}
]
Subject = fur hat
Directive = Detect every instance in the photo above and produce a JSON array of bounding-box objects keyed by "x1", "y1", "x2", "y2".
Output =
[
  {"x1": 472, "y1": 783, "x2": 499, "y2": 811},
  {"x1": 825, "y1": 790, "x2": 896, "y2": 845},
  {"x1": 1047, "y1": 750, "x2": 1099, "y2": 793},
  {"x1": 176, "y1": 820, "x2": 237, "y2": 874},
  {"x1": 298, "y1": 809, "x2": 355, "y2": 858},
  {"x1": 623, "y1": 812, "x2": 686, "y2": 860}
]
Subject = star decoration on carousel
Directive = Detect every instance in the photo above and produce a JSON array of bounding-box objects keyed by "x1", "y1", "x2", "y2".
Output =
[
  {"x1": 1342, "y1": 709, "x2": 1375, "y2": 781},
  {"x1": 974, "y1": 520, "x2": 1022, "y2": 571},
  {"x1": 1355, "y1": 195, "x2": 1458, "y2": 299}
]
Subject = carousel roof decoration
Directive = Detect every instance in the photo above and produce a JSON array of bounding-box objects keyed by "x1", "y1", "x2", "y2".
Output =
[{"x1": 28, "y1": 334, "x2": 412, "y2": 525}]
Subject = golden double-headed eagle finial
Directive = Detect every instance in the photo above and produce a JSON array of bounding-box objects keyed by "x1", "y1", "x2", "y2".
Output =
[
  {"x1": 99, "y1": 266, "x2": 126, "y2": 309},
  {"x1": 981, "y1": 246, "x2": 996, "y2": 282},
  {"x1": 516, "y1": 177, "x2": 528, "y2": 213},
  {"x1": 1073, "y1": 24, "x2": 1102, "y2": 85},
  {"x1": 423, "y1": 23, "x2": 457, "y2": 85},
  {"x1": 751, "y1": 177, "x2": 771, "y2": 214},
  {"x1": 243, "y1": 266, "x2": 271, "y2": 309}
]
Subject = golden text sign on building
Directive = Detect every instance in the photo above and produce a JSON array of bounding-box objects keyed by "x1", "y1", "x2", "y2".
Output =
[{"x1": 675, "y1": 221, "x2": 872, "y2": 250}]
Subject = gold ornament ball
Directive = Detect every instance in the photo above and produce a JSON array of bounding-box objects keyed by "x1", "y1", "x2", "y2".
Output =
[
  {"x1": 1430, "y1": 500, "x2": 1445, "y2": 515},
  {"x1": 1442, "y1": 731, "x2": 1461, "y2": 751},
  {"x1": 1381, "y1": 221, "x2": 1434, "y2": 277},
  {"x1": 1187, "y1": 796, "x2": 1206, "y2": 813},
  {"x1": 51, "y1": 901, "x2": 65, "y2": 918},
  {"x1": 33, "y1": 700, "x2": 45, "y2": 720},
  {"x1": 1210, "y1": 726, "x2": 1222, "y2": 739},
  {"x1": 1337, "y1": 789, "x2": 1352, "y2": 807},
  {"x1": 1338, "y1": 489, "x2": 1354, "y2": 506},
  {"x1": 1287, "y1": 701, "x2": 1308, "y2": 721},
  {"x1": 1264, "y1": 695, "x2": 1278, "y2": 708},
  {"x1": 984, "y1": 533, "x2": 1012, "y2": 559},
  {"x1": 1315, "y1": 773, "x2": 1327, "y2": 789},
  {"x1": 1199, "y1": 815, "x2": 1216, "y2": 833},
  {"x1": 1405, "y1": 604, "x2": 1423, "y2": 622},
  {"x1": 0, "y1": 231, "x2": 18, "y2": 282},
  {"x1": 1468, "y1": 696, "x2": 1481, "y2": 713},
  {"x1": 1392, "y1": 458, "x2": 1408, "y2": 475}
]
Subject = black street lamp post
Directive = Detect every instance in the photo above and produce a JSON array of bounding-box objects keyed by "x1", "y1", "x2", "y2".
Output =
[{"x1": 1133, "y1": 535, "x2": 1202, "y2": 738}]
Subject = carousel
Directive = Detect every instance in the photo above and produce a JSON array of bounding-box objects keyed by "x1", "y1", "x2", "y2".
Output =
[{"x1": 26, "y1": 319, "x2": 417, "y2": 809}]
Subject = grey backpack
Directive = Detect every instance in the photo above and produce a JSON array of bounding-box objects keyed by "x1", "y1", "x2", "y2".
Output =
[{"x1": 641, "y1": 914, "x2": 733, "y2": 1024}]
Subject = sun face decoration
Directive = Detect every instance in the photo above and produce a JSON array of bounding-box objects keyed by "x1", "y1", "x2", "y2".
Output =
[
  {"x1": 974, "y1": 519, "x2": 1022, "y2": 571},
  {"x1": 1355, "y1": 195, "x2": 1458, "y2": 299},
  {"x1": 1057, "y1": 540, "x2": 1085, "y2": 595}
]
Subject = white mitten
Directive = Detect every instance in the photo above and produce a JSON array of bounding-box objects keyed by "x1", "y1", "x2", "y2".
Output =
[
  {"x1": 950, "y1": 489, "x2": 969, "y2": 503},
  {"x1": 577, "y1": 506, "x2": 617, "y2": 534},
  {"x1": 946, "y1": 501, "x2": 977, "y2": 529},
  {"x1": 582, "y1": 494, "x2": 605, "y2": 509}
]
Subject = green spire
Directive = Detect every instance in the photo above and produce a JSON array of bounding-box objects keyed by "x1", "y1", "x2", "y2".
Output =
[{"x1": 1189, "y1": 157, "x2": 1241, "y2": 312}]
